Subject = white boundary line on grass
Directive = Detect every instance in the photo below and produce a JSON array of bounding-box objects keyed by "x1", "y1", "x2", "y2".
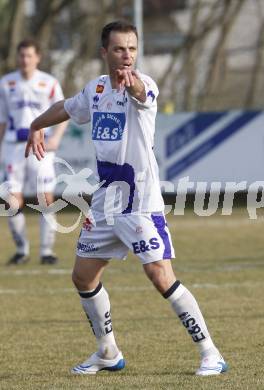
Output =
[
  {"x1": 0, "y1": 269, "x2": 72, "y2": 276},
  {"x1": 170, "y1": 217, "x2": 264, "y2": 228},
  {"x1": 1, "y1": 258, "x2": 263, "y2": 277},
  {"x1": 0, "y1": 281, "x2": 263, "y2": 295}
]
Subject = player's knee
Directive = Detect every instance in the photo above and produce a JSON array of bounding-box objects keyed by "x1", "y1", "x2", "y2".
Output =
[
  {"x1": 71, "y1": 268, "x2": 98, "y2": 291},
  {"x1": 149, "y1": 270, "x2": 167, "y2": 291},
  {"x1": 72, "y1": 269, "x2": 85, "y2": 289},
  {"x1": 7, "y1": 194, "x2": 24, "y2": 211},
  {"x1": 144, "y1": 261, "x2": 177, "y2": 294}
]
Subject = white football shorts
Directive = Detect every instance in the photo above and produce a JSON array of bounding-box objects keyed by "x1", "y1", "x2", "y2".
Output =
[
  {"x1": 3, "y1": 142, "x2": 56, "y2": 193},
  {"x1": 76, "y1": 211, "x2": 175, "y2": 264}
]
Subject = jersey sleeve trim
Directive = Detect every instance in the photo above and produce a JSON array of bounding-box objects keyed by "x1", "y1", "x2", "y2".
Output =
[{"x1": 64, "y1": 86, "x2": 91, "y2": 124}]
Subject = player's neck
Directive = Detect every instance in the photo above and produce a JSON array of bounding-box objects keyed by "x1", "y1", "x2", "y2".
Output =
[
  {"x1": 109, "y1": 73, "x2": 118, "y2": 89},
  {"x1": 20, "y1": 69, "x2": 37, "y2": 80}
]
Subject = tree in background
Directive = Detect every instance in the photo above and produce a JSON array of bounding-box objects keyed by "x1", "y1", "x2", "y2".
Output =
[
  {"x1": 0, "y1": 0, "x2": 112, "y2": 95},
  {"x1": 0, "y1": 0, "x2": 263, "y2": 111}
]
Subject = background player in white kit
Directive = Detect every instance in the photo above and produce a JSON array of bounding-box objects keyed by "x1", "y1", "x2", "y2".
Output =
[
  {"x1": 0, "y1": 40, "x2": 68, "y2": 265},
  {"x1": 25, "y1": 21, "x2": 228, "y2": 375}
]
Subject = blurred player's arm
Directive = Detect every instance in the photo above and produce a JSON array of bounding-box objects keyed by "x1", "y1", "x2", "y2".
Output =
[
  {"x1": 25, "y1": 100, "x2": 69, "y2": 160},
  {"x1": 45, "y1": 119, "x2": 69, "y2": 151},
  {"x1": 46, "y1": 80, "x2": 69, "y2": 151},
  {"x1": 0, "y1": 123, "x2": 6, "y2": 146},
  {"x1": 0, "y1": 81, "x2": 8, "y2": 150},
  {"x1": 0, "y1": 123, "x2": 6, "y2": 165}
]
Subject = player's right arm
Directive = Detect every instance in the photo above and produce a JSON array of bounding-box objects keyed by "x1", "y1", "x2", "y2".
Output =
[
  {"x1": 31, "y1": 100, "x2": 69, "y2": 131},
  {"x1": 0, "y1": 123, "x2": 6, "y2": 146},
  {"x1": 25, "y1": 100, "x2": 69, "y2": 160},
  {"x1": 0, "y1": 79, "x2": 8, "y2": 150},
  {"x1": 0, "y1": 79, "x2": 8, "y2": 161},
  {"x1": 0, "y1": 122, "x2": 6, "y2": 164}
]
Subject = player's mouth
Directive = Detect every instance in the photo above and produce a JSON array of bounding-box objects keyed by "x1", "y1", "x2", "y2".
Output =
[{"x1": 122, "y1": 64, "x2": 132, "y2": 69}]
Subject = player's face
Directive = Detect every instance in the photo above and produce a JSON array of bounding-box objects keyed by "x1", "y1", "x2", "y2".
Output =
[
  {"x1": 17, "y1": 47, "x2": 40, "y2": 78},
  {"x1": 101, "y1": 31, "x2": 138, "y2": 73}
]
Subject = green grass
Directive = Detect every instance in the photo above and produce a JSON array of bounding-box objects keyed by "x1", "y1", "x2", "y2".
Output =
[{"x1": 0, "y1": 209, "x2": 264, "y2": 389}]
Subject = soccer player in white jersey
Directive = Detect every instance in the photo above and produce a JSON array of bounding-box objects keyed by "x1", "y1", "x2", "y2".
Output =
[
  {"x1": 25, "y1": 21, "x2": 228, "y2": 375},
  {"x1": 0, "y1": 39, "x2": 68, "y2": 265}
]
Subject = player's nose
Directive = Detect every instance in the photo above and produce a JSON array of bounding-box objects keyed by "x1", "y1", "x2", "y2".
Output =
[{"x1": 123, "y1": 48, "x2": 130, "y2": 58}]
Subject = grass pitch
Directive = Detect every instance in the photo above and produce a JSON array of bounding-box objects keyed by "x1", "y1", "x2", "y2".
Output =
[{"x1": 0, "y1": 209, "x2": 263, "y2": 389}]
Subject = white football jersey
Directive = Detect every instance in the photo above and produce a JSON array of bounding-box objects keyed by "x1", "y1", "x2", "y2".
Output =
[
  {"x1": 64, "y1": 72, "x2": 164, "y2": 214},
  {"x1": 0, "y1": 69, "x2": 64, "y2": 142}
]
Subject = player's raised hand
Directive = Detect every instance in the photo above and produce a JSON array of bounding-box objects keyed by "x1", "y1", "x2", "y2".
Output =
[
  {"x1": 115, "y1": 69, "x2": 145, "y2": 102},
  {"x1": 25, "y1": 128, "x2": 46, "y2": 160},
  {"x1": 115, "y1": 69, "x2": 135, "y2": 90}
]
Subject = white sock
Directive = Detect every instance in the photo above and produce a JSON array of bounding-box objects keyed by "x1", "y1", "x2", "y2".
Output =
[
  {"x1": 79, "y1": 282, "x2": 119, "y2": 359},
  {"x1": 164, "y1": 281, "x2": 219, "y2": 358},
  {"x1": 8, "y1": 210, "x2": 29, "y2": 255},
  {"x1": 40, "y1": 213, "x2": 56, "y2": 256}
]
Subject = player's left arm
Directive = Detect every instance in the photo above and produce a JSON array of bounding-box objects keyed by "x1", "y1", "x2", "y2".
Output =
[
  {"x1": 0, "y1": 80, "x2": 8, "y2": 147},
  {"x1": 0, "y1": 123, "x2": 6, "y2": 152}
]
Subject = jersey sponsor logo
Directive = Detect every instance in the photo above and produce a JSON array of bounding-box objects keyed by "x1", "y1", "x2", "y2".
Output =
[
  {"x1": 49, "y1": 82, "x2": 57, "y2": 99},
  {"x1": 92, "y1": 112, "x2": 126, "y2": 141},
  {"x1": 77, "y1": 242, "x2": 98, "y2": 252},
  {"x1": 82, "y1": 217, "x2": 93, "y2": 231},
  {"x1": 16, "y1": 100, "x2": 41, "y2": 110},
  {"x1": 8, "y1": 80, "x2": 16, "y2": 92},
  {"x1": 147, "y1": 90, "x2": 155, "y2": 102},
  {"x1": 116, "y1": 97, "x2": 128, "y2": 106},
  {"x1": 96, "y1": 84, "x2": 104, "y2": 93},
  {"x1": 38, "y1": 81, "x2": 47, "y2": 88},
  {"x1": 92, "y1": 94, "x2": 99, "y2": 109},
  {"x1": 116, "y1": 91, "x2": 127, "y2": 107},
  {"x1": 16, "y1": 128, "x2": 30, "y2": 141},
  {"x1": 132, "y1": 237, "x2": 160, "y2": 254}
]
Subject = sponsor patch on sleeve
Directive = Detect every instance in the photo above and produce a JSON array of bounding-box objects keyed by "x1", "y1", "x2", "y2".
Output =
[{"x1": 96, "y1": 84, "x2": 104, "y2": 93}]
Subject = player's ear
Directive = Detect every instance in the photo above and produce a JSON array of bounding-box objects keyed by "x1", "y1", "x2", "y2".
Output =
[
  {"x1": 34, "y1": 47, "x2": 41, "y2": 65},
  {"x1": 100, "y1": 47, "x2": 107, "y2": 60}
]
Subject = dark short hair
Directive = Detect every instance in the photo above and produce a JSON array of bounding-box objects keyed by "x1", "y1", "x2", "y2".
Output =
[
  {"x1": 101, "y1": 20, "x2": 138, "y2": 48},
  {"x1": 17, "y1": 39, "x2": 41, "y2": 54}
]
